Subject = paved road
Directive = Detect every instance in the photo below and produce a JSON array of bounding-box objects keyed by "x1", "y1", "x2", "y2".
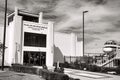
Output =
[
  {"x1": 64, "y1": 68, "x2": 120, "y2": 80},
  {"x1": 0, "y1": 70, "x2": 45, "y2": 80},
  {"x1": 1, "y1": 67, "x2": 120, "y2": 80}
]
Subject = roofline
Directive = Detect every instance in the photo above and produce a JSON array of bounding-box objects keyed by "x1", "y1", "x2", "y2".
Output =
[
  {"x1": 7, "y1": 12, "x2": 15, "y2": 18},
  {"x1": 7, "y1": 9, "x2": 39, "y2": 18},
  {"x1": 18, "y1": 10, "x2": 39, "y2": 17}
]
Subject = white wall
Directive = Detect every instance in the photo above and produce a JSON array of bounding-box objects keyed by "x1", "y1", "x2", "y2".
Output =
[
  {"x1": 54, "y1": 32, "x2": 83, "y2": 57},
  {"x1": 71, "y1": 33, "x2": 77, "y2": 56},
  {"x1": 6, "y1": 21, "x2": 15, "y2": 66},
  {"x1": 76, "y1": 41, "x2": 83, "y2": 56},
  {"x1": 54, "y1": 32, "x2": 71, "y2": 56}
]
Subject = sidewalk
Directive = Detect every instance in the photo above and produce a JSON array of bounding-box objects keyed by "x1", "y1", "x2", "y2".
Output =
[{"x1": 0, "y1": 70, "x2": 45, "y2": 80}]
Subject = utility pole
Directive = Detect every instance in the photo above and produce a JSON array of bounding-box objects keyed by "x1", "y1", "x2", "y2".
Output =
[
  {"x1": 82, "y1": 11, "x2": 88, "y2": 57},
  {"x1": 2, "y1": 0, "x2": 7, "y2": 71}
]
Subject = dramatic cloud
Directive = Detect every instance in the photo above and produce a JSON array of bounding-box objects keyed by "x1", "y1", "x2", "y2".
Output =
[
  {"x1": 52, "y1": 0, "x2": 120, "y2": 52},
  {"x1": 0, "y1": 0, "x2": 120, "y2": 53},
  {"x1": 54, "y1": 0, "x2": 120, "y2": 33}
]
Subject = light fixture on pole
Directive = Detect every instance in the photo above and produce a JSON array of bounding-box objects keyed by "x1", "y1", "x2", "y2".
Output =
[
  {"x1": 83, "y1": 11, "x2": 88, "y2": 57},
  {"x1": 2, "y1": 0, "x2": 7, "y2": 71}
]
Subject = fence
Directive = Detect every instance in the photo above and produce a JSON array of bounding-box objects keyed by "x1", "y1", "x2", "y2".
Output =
[
  {"x1": 64, "y1": 56, "x2": 94, "y2": 65},
  {"x1": 64, "y1": 56, "x2": 81, "y2": 63}
]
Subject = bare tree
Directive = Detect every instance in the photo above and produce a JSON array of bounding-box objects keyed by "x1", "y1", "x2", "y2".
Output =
[{"x1": 0, "y1": 41, "x2": 7, "y2": 57}]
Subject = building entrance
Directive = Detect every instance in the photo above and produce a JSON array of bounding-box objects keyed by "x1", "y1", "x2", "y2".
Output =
[{"x1": 23, "y1": 51, "x2": 46, "y2": 66}]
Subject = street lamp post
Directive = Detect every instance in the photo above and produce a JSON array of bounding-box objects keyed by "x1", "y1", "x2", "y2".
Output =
[
  {"x1": 2, "y1": 0, "x2": 7, "y2": 71},
  {"x1": 83, "y1": 11, "x2": 88, "y2": 57}
]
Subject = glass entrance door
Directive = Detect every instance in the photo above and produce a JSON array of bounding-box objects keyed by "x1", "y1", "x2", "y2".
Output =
[{"x1": 23, "y1": 51, "x2": 46, "y2": 66}]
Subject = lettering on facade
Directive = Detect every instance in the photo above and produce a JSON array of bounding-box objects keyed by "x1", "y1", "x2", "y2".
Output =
[{"x1": 24, "y1": 23, "x2": 47, "y2": 31}]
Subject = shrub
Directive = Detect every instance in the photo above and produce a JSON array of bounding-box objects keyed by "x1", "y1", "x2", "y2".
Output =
[
  {"x1": 54, "y1": 67, "x2": 64, "y2": 73},
  {"x1": 69, "y1": 78, "x2": 80, "y2": 80},
  {"x1": 79, "y1": 63, "x2": 87, "y2": 70},
  {"x1": 62, "y1": 62, "x2": 70, "y2": 68},
  {"x1": 39, "y1": 69, "x2": 69, "y2": 80},
  {"x1": 74, "y1": 60, "x2": 80, "y2": 69},
  {"x1": 101, "y1": 67, "x2": 118, "y2": 74},
  {"x1": 69, "y1": 62, "x2": 76, "y2": 69},
  {"x1": 114, "y1": 67, "x2": 120, "y2": 74},
  {"x1": 87, "y1": 65, "x2": 101, "y2": 72},
  {"x1": 11, "y1": 64, "x2": 69, "y2": 80},
  {"x1": 42, "y1": 65, "x2": 48, "y2": 70}
]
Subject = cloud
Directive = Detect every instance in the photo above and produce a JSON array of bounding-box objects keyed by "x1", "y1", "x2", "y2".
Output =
[
  {"x1": 0, "y1": 0, "x2": 58, "y2": 25},
  {"x1": 85, "y1": 31, "x2": 120, "y2": 53},
  {"x1": 52, "y1": 0, "x2": 120, "y2": 50},
  {"x1": 54, "y1": 0, "x2": 119, "y2": 32},
  {"x1": 0, "y1": 0, "x2": 120, "y2": 53}
]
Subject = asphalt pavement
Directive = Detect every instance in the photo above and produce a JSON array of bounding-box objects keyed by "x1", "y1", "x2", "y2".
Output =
[
  {"x1": 1, "y1": 68, "x2": 120, "y2": 80},
  {"x1": 64, "y1": 68, "x2": 120, "y2": 80}
]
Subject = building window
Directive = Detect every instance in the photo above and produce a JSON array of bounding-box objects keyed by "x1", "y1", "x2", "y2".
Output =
[
  {"x1": 24, "y1": 32, "x2": 46, "y2": 47},
  {"x1": 23, "y1": 51, "x2": 46, "y2": 66},
  {"x1": 8, "y1": 14, "x2": 14, "y2": 25},
  {"x1": 19, "y1": 14, "x2": 38, "y2": 22}
]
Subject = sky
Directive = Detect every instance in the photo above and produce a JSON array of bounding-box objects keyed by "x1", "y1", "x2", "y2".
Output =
[{"x1": 0, "y1": 0, "x2": 120, "y2": 53}]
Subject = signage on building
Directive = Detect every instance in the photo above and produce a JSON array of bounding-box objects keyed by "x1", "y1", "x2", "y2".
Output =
[
  {"x1": 23, "y1": 21, "x2": 48, "y2": 34},
  {"x1": 23, "y1": 23, "x2": 47, "y2": 31}
]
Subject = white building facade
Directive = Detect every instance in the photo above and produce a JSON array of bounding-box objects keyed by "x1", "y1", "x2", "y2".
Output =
[
  {"x1": 3, "y1": 8, "x2": 84, "y2": 66},
  {"x1": 5, "y1": 8, "x2": 54, "y2": 67}
]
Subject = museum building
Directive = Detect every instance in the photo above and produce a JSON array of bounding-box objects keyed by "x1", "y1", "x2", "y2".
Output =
[{"x1": 6, "y1": 7, "x2": 54, "y2": 67}]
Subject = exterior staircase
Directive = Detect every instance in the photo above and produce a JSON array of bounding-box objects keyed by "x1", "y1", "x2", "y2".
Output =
[
  {"x1": 97, "y1": 57, "x2": 115, "y2": 67},
  {"x1": 96, "y1": 53, "x2": 117, "y2": 67}
]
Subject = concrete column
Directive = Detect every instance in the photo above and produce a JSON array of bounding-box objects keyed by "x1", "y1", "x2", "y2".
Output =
[
  {"x1": 15, "y1": 7, "x2": 18, "y2": 16},
  {"x1": 39, "y1": 12, "x2": 43, "y2": 23},
  {"x1": 7, "y1": 16, "x2": 16, "y2": 65},
  {"x1": 46, "y1": 21, "x2": 54, "y2": 67}
]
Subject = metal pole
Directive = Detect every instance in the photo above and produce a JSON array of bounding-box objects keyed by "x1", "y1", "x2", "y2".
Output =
[
  {"x1": 2, "y1": 0, "x2": 7, "y2": 71},
  {"x1": 82, "y1": 11, "x2": 88, "y2": 57},
  {"x1": 83, "y1": 12, "x2": 85, "y2": 57}
]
